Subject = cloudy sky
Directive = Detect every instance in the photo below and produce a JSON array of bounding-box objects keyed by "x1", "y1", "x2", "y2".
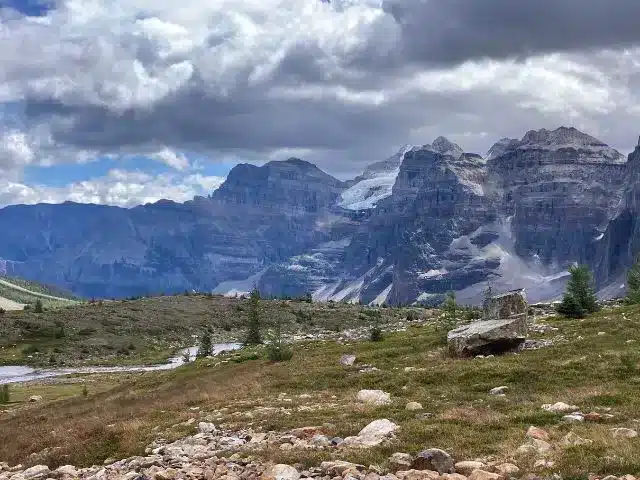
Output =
[{"x1": 2, "y1": 0, "x2": 640, "y2": 207}]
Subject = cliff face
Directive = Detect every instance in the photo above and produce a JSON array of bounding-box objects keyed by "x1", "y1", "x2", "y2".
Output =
[
  {"x1": 1, "y1": 127, "x2": 639, "y2": 304},
  {"x1": 0, "y1": 159, "x2": 349, "y2": 298}
]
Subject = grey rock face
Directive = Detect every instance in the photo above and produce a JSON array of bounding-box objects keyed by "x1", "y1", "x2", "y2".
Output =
[
  {"x1": 483, "y1": 289, "x2": 527, "y2": 320},
  {"x1": 1, "y1": 127, "x2": 639, "y2": 304},
  {"x1": 447, "y1": 316, "x2": 528, "y2": 357}
]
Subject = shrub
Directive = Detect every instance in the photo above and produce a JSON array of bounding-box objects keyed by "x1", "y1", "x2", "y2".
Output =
[
  {"x1": 370, "y1": 326, "x2": 384, "y2": 342},
  {"x1": 406, "y1": 310, "x2": 418, "y2": 321},
  {"x1": 267, "y1": 345, "x2": 293, "y2": 361},
  {"x1": 557, "y1": 264, "x2": 599, "y2": 318},
  {"x1": 82, "y1": 385, "x2": 88, "y2": 397},
  {"x1": 22, "y1": 345, "x2": 39, "y2": 355},
  {"x1": 0, "y1": 308, "x2": 5, "y2": 315},
  {"x1": 33, "y1": 299, "x2": 44, "y2": 313}
]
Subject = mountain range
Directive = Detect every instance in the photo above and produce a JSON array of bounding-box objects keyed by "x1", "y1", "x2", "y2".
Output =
[{"x1": 1, "y1": 126, "x2": 638, "y2": 305}]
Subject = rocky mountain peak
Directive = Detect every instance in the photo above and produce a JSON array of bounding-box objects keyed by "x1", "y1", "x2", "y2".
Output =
[
  {"x1": 521, "y1": 126, "x2": 605, "y2": 148},
  {"x1": 430, "y1": 136, "x2": 464, "y2": 159}
]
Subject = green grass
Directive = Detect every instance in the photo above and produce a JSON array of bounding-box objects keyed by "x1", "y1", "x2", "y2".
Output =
[
  {"x1": 0, "y1": 295, "x2": 429, "y2": 366},
  {"x1": 0, "y1": 276, "x2": 80, "y2": 310},
  {"x1": 2, "y1": 303, "x2": 640, "y2": 477}
]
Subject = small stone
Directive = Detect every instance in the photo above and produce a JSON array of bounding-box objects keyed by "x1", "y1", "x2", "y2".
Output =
[
  {"x1": 561, "y1": 432, "x2": 593, "y2": 448},
  {"x1": 265, "y1": 464, "x2": 301, "y2": 480},
  {"x1": 455, "y1": 462, "x2": 486, "y2": 475},
  {"x1": 562, "y1": 414, "x2": 585, "y2": 423},
  {"x1": 356, "y1": 390, "x2": 392, "y2": 406},
  {"x1": 526, "y1": 426, "x2": 550, "y2": 441},
  {"x1": 494, "y1": 464, "x2": 519, "y2": 476},
  {"x1": 22, "y1": 466, "x2": 50, "y2": 480},
  {"x1": 468, "y1": 470, "x2": 500, "y2": 480},
  {"x1": 28, "y1": 396, "x2": 43, "y2": 403},
  {"x1": 584, "y1": 412, "x2": 603, "y2": 422},
  {"x1": 443, "y1": 474, "x2": 468, "y2": 480},
  {"x1": 411, "y1": 449, "x2": 455, "y2": 474},
  {"x1": 395, "y1": 471, "x2": 440, "y2": 480},
  {"x1": 489, "y1": 386, "x2": 508, "y2": 396},
  {"x1": 533, "y1": 460, "x2": 555, "y2": 470},
  {"x1": 340, "y1": 355, "x2": 356, "y2": 366},
  {"x1": 320, "y1": 461, "x2": 364, "y2": 476},
  {"x1": 342, "y1": 419, "x2": 399, "y2": 448},
  {"x1": 541, "y1": 402, "x2": 579, "y2": 413},
  {"x1": 198, "y1": 422, "x2": 217, "y2": 434},
  {"x1": 406, "y1": 402, "x2": 423, "y2": 411},
  {"x1": 55, "y1": 466, "x2": 78, "y2": 477},
  {"x1": 121, "y1": 473, "x2": 141, "y2": 480},
  {"x1": 390, "y1": 453, "x2": 413, "y2": 469},
  {"x1": 611, "y1": 428, "x2": 638, "y2": 438},
  {"x1": 516, "y1": 439, "x2": 553, "y2": 456},
  {"x1": 598, "y1": 332, "x2": 606, "y2": 336},
  {"x1": 601, "y1": 476, "x2": 618, "y2": 480}
]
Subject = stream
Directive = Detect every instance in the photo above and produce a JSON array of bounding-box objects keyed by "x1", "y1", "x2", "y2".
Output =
[{"x1": 0, "y1": 343, "x2": 242, "y2": 385}]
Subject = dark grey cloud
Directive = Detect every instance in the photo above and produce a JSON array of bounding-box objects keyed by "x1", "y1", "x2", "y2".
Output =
[
  {"x1": 383, "y1": 0, "x2": 640, "y2": 65},
  {"x1": 3, "y1": 0, "x2": 640, "y2": 189}
]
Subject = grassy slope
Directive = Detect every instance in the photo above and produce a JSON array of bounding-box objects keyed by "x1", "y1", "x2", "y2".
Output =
[
  {"x1": 0, "y1": 295, "x2": 426, "y2": 366},
  {"x1": 0, "y1": 276, "x2": 79, "y2": 310},
  {"x1": 2, "y1": 304, "x2": 640, "y2": 477}
]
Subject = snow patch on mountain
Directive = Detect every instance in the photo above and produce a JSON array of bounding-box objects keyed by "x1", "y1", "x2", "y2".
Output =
[
  {"x1": 339, "y1": 145, "x2": 414, "y2": 210},
  {"x1": 212, "y1": 269, "x2": 266, "y2": 297}
]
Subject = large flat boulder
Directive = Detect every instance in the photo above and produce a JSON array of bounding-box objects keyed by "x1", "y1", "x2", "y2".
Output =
[{"x1": 447, "y1": 316, "x2": 528, "y2": 357}]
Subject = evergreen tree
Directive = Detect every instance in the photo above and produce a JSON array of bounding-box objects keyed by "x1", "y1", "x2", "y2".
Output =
[
  {"x1": 442, "y1": 291, "x2": 458, "y2": 327},
  {"x1": 626, "y1": 256, "x2": 640, "y2": 305},
  {"x1": 0, "y1": 385, "x2": 9, "y2": 404},
  {"x1": 34, "y1": 299, "x2": 44, "y2": 313},
  {"x1": 557, "y1": 264, "x2": 599, "y2": 318},
  {"x1": 244, "y1": 288, "x2": 263, "y2": 345},
  {"x1": 266, "y1": 315, "x2": 293, "y2": 361},
  {"x1": 196, "y1": 330, "x2": 212, "y2": 358}
]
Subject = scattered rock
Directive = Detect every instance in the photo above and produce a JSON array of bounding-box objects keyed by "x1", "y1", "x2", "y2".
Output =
[
  {"x1": 197, "y1": 422, "x2": 217, "y2": 434},
  {"x1": 56, "y1": 466, "x2": 78, "y2": 477},
  {"x1": 489, "y1": 386, "x2": 508, "y2": 396},
  {"x1": 406, "y1": 402, "x2": 423, "y2": 411},
  {"x1": 517, "y1": 439, "x2": 553, "y2": 456},
  {"x1": 320, "y1": 461, "x2": 364, "y2": 476},
  {"x1": 455, "y1": 461, "x2": 486, "y2": 475},
  {"x1": 562, "y1": 414, "x2": 585, "y2": 423},
  {"x1": 342, "y1": 419, "x2": 399, "y2": 448},
  {"x1": 21, "y1": 466, "x2": 50, "y2": 480},
  {"x1": 390, "y1": 453, "x2": 413, "y2": 469},
  {"x1": 611, "y1": 428, "x2": 638, "y2": 438},
  {"x1": 495, "y1": 464, "x2": 520, "y2": 476},
  {"x1": 411, "y1": 449, "x2": 455, "y2": 474},
  {"x1": 28, "y1": 396, "x2": 43, "y2": 403},
  {"x1": 541, "y1": 402, "x2": 579, "y2": 413},
  {"x1": 396, "y1": 470, "x2": 441, "y2": 480},
  {"x1": 340, "y1": 355, "x2": 357, "y2": 366},
  {"x1": 447, "y1": 317, "x2": 528, "y2": 357},
  {"x1": 357, "y1": 390, "x2": 392, "y2": 406},
  {"x1": 526, "y1": 426, "x2": 550, "y2": 441},
  {"x1": 561, "y1": 432, "x2": 593, "y2": 448},
  {"x1": 584, "y1": 412, "x2": 603, "y2": 422},
  {"x1": 468, "y1": 470, "x2": 501, "y2": 480},
  {"x1": 264, "y1": 464, "x2": 300, "y2": 480}
]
